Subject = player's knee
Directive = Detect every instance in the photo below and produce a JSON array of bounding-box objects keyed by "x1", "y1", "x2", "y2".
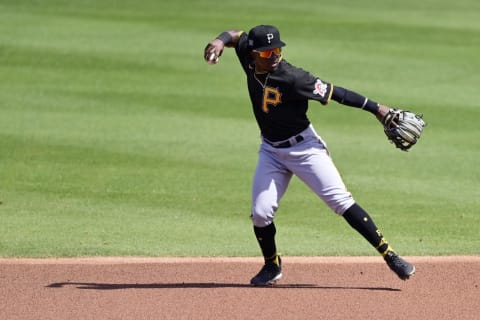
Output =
[
  {"x1": 250, "y1": 204, "x2": 277, "y2": 227},
  {"x1": 251, "y1": 214, "x2": 273, "y2": 227},
  {"x1": 325, "y1": 195, "x2": 356, "y2": 215}
]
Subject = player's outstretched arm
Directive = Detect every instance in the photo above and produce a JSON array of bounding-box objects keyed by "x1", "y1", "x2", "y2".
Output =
[
  {"x1": 331, "y1": 86, "x2": 426, "y2": 150},
  {"x1": 331, "y1": 86, "x2": 392, "y2": 124},
  {"x1": 204, "y1": 30, "x2": 243, "y2": 64}
]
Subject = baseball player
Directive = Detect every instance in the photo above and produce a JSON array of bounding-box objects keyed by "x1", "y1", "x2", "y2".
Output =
[{"x1": 204, "y1": 25, "x2": 415, "y2": 286}]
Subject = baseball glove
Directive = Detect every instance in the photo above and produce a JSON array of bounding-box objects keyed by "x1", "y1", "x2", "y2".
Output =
[{"x1": 382, "y1": 109, "x2": 426, "y2": 151}]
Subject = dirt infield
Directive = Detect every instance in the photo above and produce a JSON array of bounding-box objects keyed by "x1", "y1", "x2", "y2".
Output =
[{"x1": 1, "y1": 256, "x2": 479, "y2": 320}]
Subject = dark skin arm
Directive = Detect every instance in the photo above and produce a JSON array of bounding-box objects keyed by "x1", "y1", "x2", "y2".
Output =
[
  {"x1": 376, "y1": 105, "x2": 392, "y2": 123},
  {"x1": 204, "y1": 30, "x2": 244, "y2": 64}
]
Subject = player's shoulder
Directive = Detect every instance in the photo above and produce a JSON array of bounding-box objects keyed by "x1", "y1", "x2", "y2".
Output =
[
  {"x1": 275, "y1": 60, "x2": 312, "y2": 82},
  {"x1": 235, "y1": 32, "x2": 252, "y2": 71},
  {"x1": 236, "y1": 32, "x2": 249, "y2": 51}
]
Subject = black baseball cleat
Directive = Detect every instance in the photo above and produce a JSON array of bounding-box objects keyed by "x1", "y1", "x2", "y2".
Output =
[
  {"x1": 384, "y1": 251, "x2": 416, "y2": 280},
  {"x1": 250, "y1": 257, "x2": 282, "y2": 286}
]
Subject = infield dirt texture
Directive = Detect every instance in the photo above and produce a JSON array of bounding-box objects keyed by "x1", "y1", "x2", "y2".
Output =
[{"x1": 1, "y1": 256, "x2": 479, "y2": 320}]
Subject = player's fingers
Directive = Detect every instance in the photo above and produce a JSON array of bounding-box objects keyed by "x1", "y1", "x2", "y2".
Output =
[
  {"x1": 205, "y1": 45, "x2": 220, "y2": 64},
  {"x1": 204, "y1": 45, "x2": 217, "y2": 62},
  {"x1": 207, "y1": 52, "x2": 219, "y2": 64},
  {"x1": 204, "y1": 44, "x2": 213, "y2": 60}
]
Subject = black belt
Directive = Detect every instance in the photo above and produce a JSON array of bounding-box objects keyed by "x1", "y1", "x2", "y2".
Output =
[{"x1": 264, "y1": 135, "x2": 304, "y2": 148}]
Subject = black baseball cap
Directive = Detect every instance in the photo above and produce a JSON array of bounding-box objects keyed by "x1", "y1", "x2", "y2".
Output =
[{"x1": 247, "y1": 25, "x2": 286, "y2": 51}]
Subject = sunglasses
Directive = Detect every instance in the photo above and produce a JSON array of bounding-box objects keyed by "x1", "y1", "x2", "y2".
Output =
[{"x1": 255, "y1": 47, "x2": 282, "y2": 58}]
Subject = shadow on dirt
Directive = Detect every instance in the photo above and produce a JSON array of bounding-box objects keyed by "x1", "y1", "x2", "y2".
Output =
[{"x1": 46, "y1": 282, "x2": 401, "y2": 291}]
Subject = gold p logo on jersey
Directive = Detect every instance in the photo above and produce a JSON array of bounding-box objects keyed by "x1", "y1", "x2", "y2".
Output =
[{"x1": 262, "y1": 87, "x2": 282, "y2": 113}]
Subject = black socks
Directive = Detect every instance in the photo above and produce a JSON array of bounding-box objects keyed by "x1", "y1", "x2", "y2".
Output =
[
  {"x1": 253, "y1": 223, "x2": 280, "y2": 265},
  {"x1": 343, "y1": 203, "x2": 392, "y2": 256},
  {"x1": 253, "y1": 203, "x2": 392, "y2": 263}
]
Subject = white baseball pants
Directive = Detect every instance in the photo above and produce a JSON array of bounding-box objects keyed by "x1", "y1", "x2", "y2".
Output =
[{"x1": 251, "y1": 125, "x2": 355, "y2": 227}]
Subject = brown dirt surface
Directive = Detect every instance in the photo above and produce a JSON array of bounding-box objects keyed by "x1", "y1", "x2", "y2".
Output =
[{"x1": 1, "y1": 256, "x2": 479, "y2": 320}]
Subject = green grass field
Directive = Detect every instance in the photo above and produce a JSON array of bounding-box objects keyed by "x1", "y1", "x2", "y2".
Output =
[{"x1": 1, "y1": 0, "x2": 479, "y2": 257}]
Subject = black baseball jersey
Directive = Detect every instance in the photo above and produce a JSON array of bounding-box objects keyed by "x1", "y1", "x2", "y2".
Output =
[{"x1": 235, "y1": 32, "x2": 333, "y2": 142}]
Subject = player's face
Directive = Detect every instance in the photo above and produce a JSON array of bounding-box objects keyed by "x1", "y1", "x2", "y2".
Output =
[{"x1": 253, "y1": 48, "x2": 282, "y2": 73}]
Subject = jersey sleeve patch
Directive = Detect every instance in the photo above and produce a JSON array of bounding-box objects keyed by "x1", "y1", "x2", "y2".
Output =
[{"x1": 313, "y1": 79, "x2": 328, "y2": 98}]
